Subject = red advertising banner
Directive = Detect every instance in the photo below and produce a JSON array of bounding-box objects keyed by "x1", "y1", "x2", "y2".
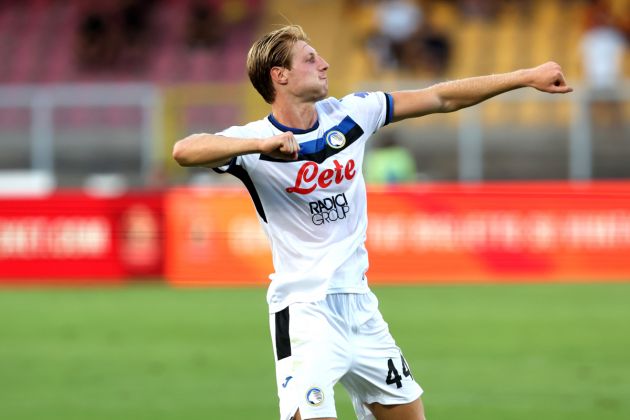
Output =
[
  {"x1": 0, "y1": 191, "x2": 163, "y2": 283},
  {"x1": 165, "y1": 182, "x2": 630, "y2": 286},
  {"x1": 165, "y1": 187, "x2": 272, "y2": 285},
  {"x1": 366, "y1": 182, "x2": 630, "y2": 283}
]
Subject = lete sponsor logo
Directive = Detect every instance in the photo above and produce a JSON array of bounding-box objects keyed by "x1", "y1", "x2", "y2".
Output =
[{"x1": 286, "y1": 159, "x2": 356, "y2": 195}]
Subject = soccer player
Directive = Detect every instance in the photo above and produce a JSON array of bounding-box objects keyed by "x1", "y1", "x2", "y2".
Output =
[{"x1": 172, "y1": 25, "x2": 572, "y2": 420}]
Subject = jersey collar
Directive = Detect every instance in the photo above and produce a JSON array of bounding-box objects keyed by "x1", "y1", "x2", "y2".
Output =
[{"x1": 267, "y1": 113, "x2": 320, "y2": 134}]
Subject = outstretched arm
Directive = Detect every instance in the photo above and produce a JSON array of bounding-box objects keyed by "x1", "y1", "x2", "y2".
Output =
[
  {"x1": 172, "y1": 132, "x2": 300, "y2": 168},
  {"x1": 391, "y1": 61, "x2": 573, "y2": 122}
]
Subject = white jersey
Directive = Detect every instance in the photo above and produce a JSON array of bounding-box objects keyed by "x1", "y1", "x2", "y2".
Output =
[{"x1": 214, "y1": 91, "x2": 394, "y2": 313}]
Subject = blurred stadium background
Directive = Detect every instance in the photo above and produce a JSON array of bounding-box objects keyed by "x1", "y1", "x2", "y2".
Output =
[{"x1": 1, "y1": 0, "x2": 629, "y2": 419}]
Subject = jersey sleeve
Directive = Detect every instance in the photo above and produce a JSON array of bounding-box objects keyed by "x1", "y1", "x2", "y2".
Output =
[
  {"x1": 212, "y1": 125, "x2": 260, "y2": 174},
  {"x1": 340, "y1": 91, "x2": 394, "y2": 135}
]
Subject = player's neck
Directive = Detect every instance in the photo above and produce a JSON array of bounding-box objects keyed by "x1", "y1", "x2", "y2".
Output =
[{"x1": 270, "y1": 100, "x2": 318, "y2": 131}]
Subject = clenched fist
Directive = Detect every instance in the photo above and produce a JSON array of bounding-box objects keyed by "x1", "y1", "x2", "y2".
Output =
[
  {"x1": 259, "y1": 132, "x2": 300, "y2": 161},
  {"x1": 526, "y1": 61, "x2": 573, "y2": 94}
]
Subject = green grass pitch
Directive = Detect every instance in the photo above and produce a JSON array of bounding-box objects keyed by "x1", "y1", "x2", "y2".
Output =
[{"x1": 1, "y1": 282, "x2": 629, "y2": 420}]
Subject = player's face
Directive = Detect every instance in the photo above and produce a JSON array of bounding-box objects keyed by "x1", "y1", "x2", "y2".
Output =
[{"x1": 286, "y1": 41, "x2": 329, "y2": 101}]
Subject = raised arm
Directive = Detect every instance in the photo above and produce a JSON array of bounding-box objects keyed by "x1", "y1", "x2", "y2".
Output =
[
  {"x1": 172, "y1": 132, "x2": 300, "y2": 168},
  {"x1": 391, "y1": 61, "x2": 573, "y2": 122}
]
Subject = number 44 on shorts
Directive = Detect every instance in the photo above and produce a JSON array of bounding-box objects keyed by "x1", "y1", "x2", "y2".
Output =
[{"x1": 385, "y1": 354, "x2": 413, "y2": 389}]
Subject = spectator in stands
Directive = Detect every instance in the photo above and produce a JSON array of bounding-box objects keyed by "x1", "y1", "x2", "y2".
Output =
[
  {"x1": 401, "y1": 21, "x2": 451, "y2": 77},
  {"x1": 620, "y1": 2, "x2": 630, "y2": 41},
  {"x1": 77, "y1": 0, "x2": 156, "y2": 74},
  {"x1": 457, "y1": 0, "x2": 500, "y2": 21},
  {"x1": 77, "y1": 10, "x2": 119, "y2": 71},
  {"x1": 580, "y1": 0, "x2": 627, "y2": 126},
  {"x1": 366, "y1": 0, "x2": 451, "y2": 77},
  {"x1": 186, "y1": 0, "x2": 223, "y2": 49},
  {"x1": 118, "y1": 0, "x2": 155, "y2": 45},
  {"x1": 116, "y1": 0, "x2": 156, "y2": 71},
  {"x1": 366, "y1": 0, "x2": 423, "y2": 70},
  {"x1": 364, "y1": 132, "x2": 417, "y2": 184}
]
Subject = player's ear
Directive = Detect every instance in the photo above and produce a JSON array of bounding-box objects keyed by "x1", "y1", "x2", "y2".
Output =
[{"x1": 271, "y1": 67, "x2": 288, "y2": 86}]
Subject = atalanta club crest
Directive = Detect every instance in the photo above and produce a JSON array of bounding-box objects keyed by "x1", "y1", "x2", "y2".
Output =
[
  {"x1": 306, "y1": 387, "x2": 324, "y2": 406},
  {"x1": 325, "y1": 130, "x2": 346, "y2": 149}
]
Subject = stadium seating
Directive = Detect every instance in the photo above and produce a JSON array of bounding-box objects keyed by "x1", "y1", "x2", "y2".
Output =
[
  {"x1": 0, "y1": 0, "x2": 628, "y2": 184},
  {"x1": 345, "y1": 0, "x2": 629, "y2": 80},
  {"x1": 0, "y1": 0, "x2": 262, "y2": 84}
]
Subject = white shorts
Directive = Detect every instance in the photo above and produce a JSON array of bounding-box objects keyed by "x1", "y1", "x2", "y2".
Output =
[{"x1": 269, "y1": 291, "x2": 423, "y2": 420}]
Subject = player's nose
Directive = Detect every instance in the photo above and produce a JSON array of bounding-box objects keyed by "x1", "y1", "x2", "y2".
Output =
[{"x1": 319, "y1": 56, "x2": 329, "y2": 71}]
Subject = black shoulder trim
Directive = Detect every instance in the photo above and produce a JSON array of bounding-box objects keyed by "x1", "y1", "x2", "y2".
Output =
[
  {"x1": 213, "y1": 160, "x2": 267, "y2": 223},
  {"x1": 384, "y1": 92, "x2": 394, "y2": 126},
  {"x1": 211, "y1": 157, "x2": 237, "y2": 174}
]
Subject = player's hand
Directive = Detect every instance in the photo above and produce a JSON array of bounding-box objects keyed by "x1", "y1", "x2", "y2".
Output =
[
  {"x1": 259, "y1": 132, "x2": 300, "y2": 160},
  {"x1": 526, "y1": 61, "x2": 573, "y2": 94}
]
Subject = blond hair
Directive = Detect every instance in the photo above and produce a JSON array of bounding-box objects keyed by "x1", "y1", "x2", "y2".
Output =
[{"x1": 246, "y1": 25, "x2": 309, "y2": 104}]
